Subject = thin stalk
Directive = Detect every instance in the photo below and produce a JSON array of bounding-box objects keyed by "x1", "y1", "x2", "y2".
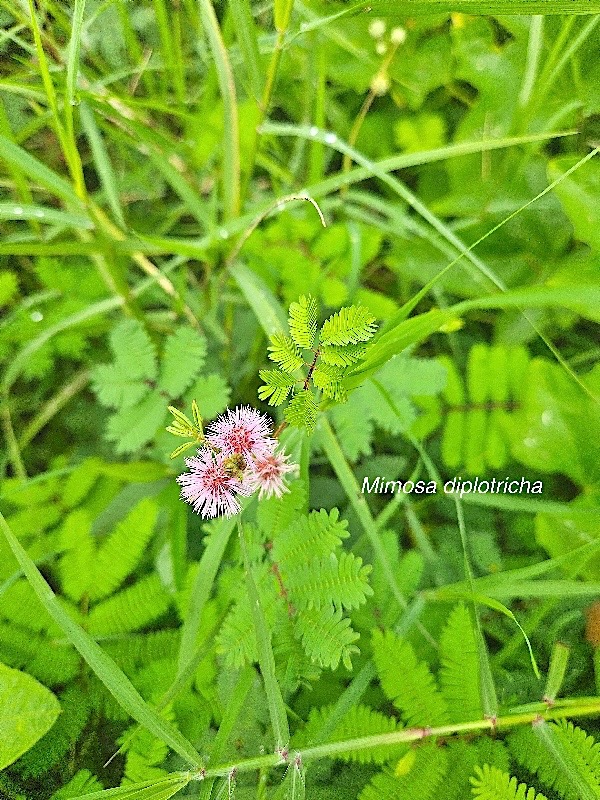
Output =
[
  {"x1": 197, "y1": 697, "x2": 600, "y2": 779},
  {"x1": 518, "y1": 15, "x2": 544, "y2": 109},
  {"x1": 19, "y1": 369, "x2": 90, "y2": 449}
]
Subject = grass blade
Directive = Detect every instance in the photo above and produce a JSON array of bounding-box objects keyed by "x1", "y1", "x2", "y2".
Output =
[
  {"x1": 0, "y1": 512, "x2": 204, "y2": 769},
  {"x1": 80, "y1": 101, "x2": 126, "y2": 228},
  {"x1": 347, "y1": 1, "x2": 600, "y2": 13},
  {"x1": 230, "y1": 0, "x2": 263, "y2": 101},
  {"x1": 197, "y1": 0, "x2": 240, "y2": 220}
]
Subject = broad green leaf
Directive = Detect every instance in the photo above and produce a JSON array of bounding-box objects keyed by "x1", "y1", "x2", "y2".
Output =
[
  {"x1": 549, "y1": 156, "x2": 600, "y2": 250},
  {"x1": 509, "y1": 360, "x2": 600, "y2": 485},
  {"x1": 0, "y1": 512, "x2": 204, "y2": 768},
  {"x1": 0, "y1": 661, "x2": 61, "y2": 770}
]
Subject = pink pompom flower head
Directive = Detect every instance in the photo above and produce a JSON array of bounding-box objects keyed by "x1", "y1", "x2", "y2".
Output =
[
  {"x1": 170, "y1": 404, "x2": 297, "y2": 518},
  {"x1": 250, "y1": 450, "x2": 297, "y2": 500},
  {"x1": 206, "y1": 405, "x2": 275, "y2": 458}
]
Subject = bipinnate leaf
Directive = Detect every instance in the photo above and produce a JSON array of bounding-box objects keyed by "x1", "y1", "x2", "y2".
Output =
[
  {"x1": 320, "y1": 343, "x2": 368, "y2": 366},
  {"x1": 268, "y1": 333, "x2": 304, "y2": 373},
  {"x1": 320, "y1": 305, "x2": 377, "y2": 347},
  {"x1": 285, "y1": 390, "x2": 318, "y2": 432},
  {"x1": 0, "y1": 661, "x2": 61, "y2": 770},
  {"x1": 91, "y1": 498, "x2": 159, "y2": 601},
  {"x1": 294, "y1": 606, "x2": 359, "y2": 670},
  {"x1": 471, "y1": 765, "x2": 547, "y2": 800},
  {"x1": 372, "y1": 628, "x2": 448, "y2": 727},
  {"x1": 93, "y1": 320, "x2": 157, "y2": 409},
  {"x1": 159, "y1": 327, "x2": 207, "y2": 397},
  {"x1": 289, "y1": 295, "x2": 318, "y2": 349},
  {"x1": 258, "y1": 369, "x2": 296, "y2": 406}
]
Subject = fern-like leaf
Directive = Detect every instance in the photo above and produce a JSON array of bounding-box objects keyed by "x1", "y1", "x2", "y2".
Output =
[
  {"x1": 294, "y1": 704, "x2": 404, "y2": 764},
  {"x1": 92, "y1": 319, "x2": 157, "y2": 409},
  {"x1": 284, "y1": 552, "x2": 373, "y2": 611},
  {"x1": 288, "y1": 295, "x2": 318, "y2": 349},
  {"x1": 320, "y1": 342, "x2": 368, "y2": 366},
  {"x1": 90, "y1": 498, "x2": 158, "y2": 601},
  {"x1": 87, "y1": 573, "x2": 172, "y2": 636},
  {"x1": 372, "y1": 628, "x2": 448, "y2": 727},
  {"x1": 320, "y1": 305, "x2": 377, "y2": 346},
  {"x1": 439, "y1": 602, "x2": 483, "y2": 722},
  {"x1": 257, "y1": 481, "x2": 306, "y2": 539},
  {"x1": 471, "y1": 765, "x2": 548, "y2": 800},
  {"x1": 159, "y1": 327, "x2": 206, "y2": 397},
  {"x1": 360, "y1": 743, "x2": 448, "y2": 800},
  {"x1": 271, "y1": 508, "x2": 348, "y2": 565},
  {"x1": 294, "y1": 606, "x2": 360, "y2": 670},
  {"x1": 509, "y1": 720, "x2": 600, "y2": 800},
  {"x1": 268, "y1": 333, "x2": 304, "y2": 373},
  {"x1": 284, "y1": 390, "x2": 318, "y2": 432},
  {"x1": 312, "y1": 363, "x2": 347, "y2": 401},
  {"x1": 258, "y1": 369, "x2": 296, "y2": 406},
  {"x1": 51, "y1": 770, "x2": 103, "y2": 799}
]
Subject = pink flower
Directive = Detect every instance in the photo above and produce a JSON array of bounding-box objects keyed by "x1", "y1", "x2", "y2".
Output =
[
  {"x1": 206, "y1": 406, "x2": 275, "y2": 458},
  {"x1": 177, "y1": 448, "x2": 252, "y2": 519},
  {"x1": 250, "y1": 449, "x2": 297, "y2": 499}
]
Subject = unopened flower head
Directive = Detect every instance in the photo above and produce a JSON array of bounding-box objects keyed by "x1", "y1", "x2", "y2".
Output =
[
  {"x1": 250, "y1": 449, "x2": 297, "y2": 500},
  {"x1": 368, "y1": 19, "x2": 386, "y2": 39},
  {"x1": 177, "y1": 448, "x2": 252, "y2": 519},
  {"x1": 371, "y1": 73, "x2": 390, "y2": 96},
  {"x1": 390, "y1": 26, "x2": 407, "y2": 45},
  {"x1": 206, "y1": 405, "x2": 275, "y2": 457},
  {"x1": 375, "y1": 41, "x2": 387, "y2": 56}
]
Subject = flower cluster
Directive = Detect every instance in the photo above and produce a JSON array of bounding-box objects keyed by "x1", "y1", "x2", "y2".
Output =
[{"x1": 176, "y1": 406, "x2": 296, "y2": 519}]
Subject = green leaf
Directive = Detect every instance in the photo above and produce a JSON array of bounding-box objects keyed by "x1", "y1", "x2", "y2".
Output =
[
  {"x1": 106, "y1": 393, "x2": 167, "y2": 454},
  {"x1": 0, "y1": 512, "x2": 204, "y2": 768},
  {"x1": 549, "y1": 155, "x2": 600, "y2": 249},
  {"x1": 294, "y1": 606, "x2": 360, "y2": 671},
  {"x1": 258, "y1": 369, "x2": 296, "y2": 406},
  {"x1": 320, "y1": 305, "x2": 377, "y2": 347},
  {"x1": 312, "y1": 363, "x2": 347, "y2": 401},
  {"x1": 93, "y1": 320, "x2": 157, "y2": 409},
  {"x1": 471, "y1": 765, "x2": 547, "y2": 800},
  {"x1": 159, "y1": 327, "x2": 207, "y2": 397},
  {"x1": 372, "y1": 628, "x2": 448, "y2": 728},
  {"x1": 320, "y1": 343, "x2": 368, "y2": 367},
  {"x1": 268, "y1": 333, "x2": 304, "y2": 373},
  {"x1": 289, "y1": 295, "x2": 318, "y2": 350},
  {"x1": 65, "y1": 774, "x2": 191, "y2": 800},
  {"x1": 284, "y1": 552, "x2": 373, "y2": 611},
  {"x1": 285, "y1": 390, "x2": 318, "y2": 432},
  {"x1": 0, "y1": 661, "x2": 61, "y2": 770},
  {"x1": 439, "y1": 603, "x2": 482, "y2": 723}
]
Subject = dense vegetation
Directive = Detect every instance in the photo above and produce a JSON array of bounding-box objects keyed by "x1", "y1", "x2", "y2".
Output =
[{"x1": 1, "y1": 1, "x2": 600, "y2": 799}]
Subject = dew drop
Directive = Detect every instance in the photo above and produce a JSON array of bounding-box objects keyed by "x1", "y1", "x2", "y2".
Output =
[
  {"x1": 13, "y1": 206, "x2": 23, "y2": 215},
  {"x1": 30, "y1": 310, "x2": 43, "y2": 322},
  {"x1": 35, "y1": 209, "x2": 45, "y2": 218},
  {"x1": 308, "y1": 126, "x2": 319, "y2": 138},
  {"x1": 324, "y1": 132, "x2": 337, "y2": 145},
  {"x1": 218, "y1": 228, "x2": 229, "y2": 240}
]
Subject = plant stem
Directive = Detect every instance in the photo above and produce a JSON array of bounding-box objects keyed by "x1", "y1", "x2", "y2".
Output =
[{"x1": 198, "y1": 697, "x2": 600, "y2": 779}]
